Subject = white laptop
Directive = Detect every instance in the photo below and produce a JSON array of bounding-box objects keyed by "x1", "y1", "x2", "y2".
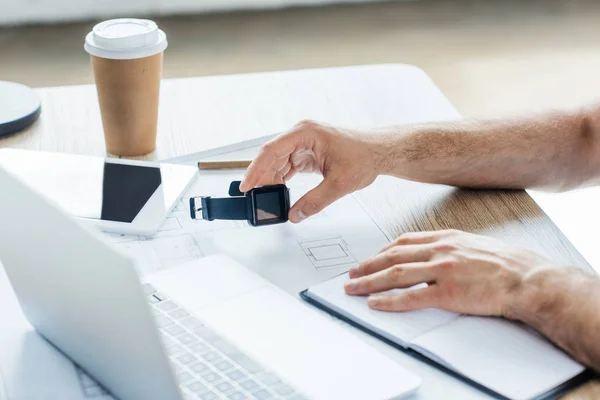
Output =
[{"x1": 0, "y1": 166, "x2": 420, "y2": 400}]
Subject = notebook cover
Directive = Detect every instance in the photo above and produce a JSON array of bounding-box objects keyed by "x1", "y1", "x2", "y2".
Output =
[{"x1": 299, "y1": 289, "x2": 591, "y2": 400}]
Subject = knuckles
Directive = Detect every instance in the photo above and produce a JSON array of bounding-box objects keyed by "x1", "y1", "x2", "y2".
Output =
[
  {"x1": 355, "y1": 260, "x2": 370, "y2": 275},
  {"x1": 401, "y1": 291, "x2": 420, "y2": 309},
  {"x1": 387, "y1": 247, "x2": 403, "y2": 259},
  {"x1": 433, "y1": 258, "x2": 459, "y2": 271},
  {"x1": 383, "y1": 248, "x2": 401, "y2": 264},
  {"x1": 393, "y1": 229, "x2": 465, "y2": 247},
  {"x1": 394, "y1": 234, "x2": 412, "y2": 246},
  {"x1": 293, "y1": 119, "x2": 321, "y2": 132},
  {"x1": 440, "y1": 229, "x2": 463, "y2": 237},
  {"x1": 302, "y1": 199, "x2": 321, "y2": 214},
  {"x1": 432, "y1": 240, "x2": 459, "y2": 253},
  {"x1": 355, "y1": 278, "x2": 370, "y2": 291},
  {"x1": 388, "y1": 265, "x2": 405, "y2": 281},
  {"x1": 260, "y1": 141, "x2": 276, "y2": 155}
]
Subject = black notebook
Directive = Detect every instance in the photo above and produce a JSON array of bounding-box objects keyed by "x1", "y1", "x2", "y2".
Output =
[{"x1": 301, "y1": 273, "x2": 589, "y2": 400}]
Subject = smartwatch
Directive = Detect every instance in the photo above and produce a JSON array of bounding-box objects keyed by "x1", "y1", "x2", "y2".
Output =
[{"x1": 189, "y1": 181, "x2": 290, "y2": 227}]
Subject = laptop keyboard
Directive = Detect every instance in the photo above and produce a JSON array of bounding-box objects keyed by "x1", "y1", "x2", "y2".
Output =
[{"x1": 144, "y1": 284, "x2": 308, "y2": 400}]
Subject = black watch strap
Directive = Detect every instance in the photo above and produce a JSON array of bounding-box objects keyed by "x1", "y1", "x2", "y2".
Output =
[
  {"x1": 200, "y1": 196, "x2": 249, "y2": 221},
  {"x1": 228, "y1": 181, "x2": 244, "y2": 197}
]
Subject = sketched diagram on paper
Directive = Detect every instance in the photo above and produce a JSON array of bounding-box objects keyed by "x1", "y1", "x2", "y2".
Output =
[
  {"x1": 107, "y1": 231, "x2": 203, "y2": 273},
  {"x1": 299, "y1": 235, "x2": 357, "y2": 270},
  {"x1": 105, "y1": 200, "x2": 204, "y2": 274},
  {"x1": 105, "y1": 197, "x2": 249, "y2": 275}
]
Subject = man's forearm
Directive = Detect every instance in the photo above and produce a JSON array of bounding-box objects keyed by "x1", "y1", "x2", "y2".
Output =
[
  {"x1": 370, "y1": 106, "x2": 600, "y2": 191},
  {"x1": 508, "y1": 267, "x2": 600, "y2": 371}
]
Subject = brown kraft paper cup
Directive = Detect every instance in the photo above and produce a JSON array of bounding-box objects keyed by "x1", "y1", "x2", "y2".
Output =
[{"x1": 91, "y1": 52, "x2": 163, "y2": 157}]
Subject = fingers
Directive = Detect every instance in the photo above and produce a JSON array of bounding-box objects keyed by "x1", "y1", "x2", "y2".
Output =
[
  {"x1": 256, "y1": 161, "x2": 293, "y2": 186},
  {"x1": 288, "y1": 178, "x2": 346, "y2": 223},
  {"x1": 377, "y1": 231, "x2": 447, "y2": 254},
  {"x1": 240, "y1": 135, "x2": 297, "y2": 192},
  {"x1": 349, "y1": 245, "x2": 433, "y2": 278},
  {"x1": 367, "y1": 286, "x2": 440, "y2": 312},
  {"x1": 344, "y1": 262, "x2": 436, "y2": 295},
  {"x1": 279, "y1": 161, "x2": 293, "y2": 178},
  {"x1": 283, "y1": 166, "x2": 297, "y2": 182}
]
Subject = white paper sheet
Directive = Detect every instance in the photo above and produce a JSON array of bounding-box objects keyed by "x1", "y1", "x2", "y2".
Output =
[
  {"x1": 106, "y1": 170, "x2": 393, "y2": 295},
  {"x1": 105, "y1": 141, "x2": 394, "y2": 337}
]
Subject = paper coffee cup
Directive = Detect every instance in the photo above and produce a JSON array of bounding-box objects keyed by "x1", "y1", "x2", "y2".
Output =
[{"x1": 85, "y1": 19, "x2": 168, "y2": 157}]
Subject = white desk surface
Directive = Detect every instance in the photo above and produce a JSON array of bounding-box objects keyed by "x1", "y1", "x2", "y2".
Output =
[{"x1": 0, "y1": 64, "x2": 597, "y2": 399}]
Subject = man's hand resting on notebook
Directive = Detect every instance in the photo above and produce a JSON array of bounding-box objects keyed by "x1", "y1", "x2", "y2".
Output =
[
  {"x1": 344, "y1": 229, "x2": 600, "y2": 370},
  {"x1": 343, "y1": 229, "x2": 556, "y2": 317}
]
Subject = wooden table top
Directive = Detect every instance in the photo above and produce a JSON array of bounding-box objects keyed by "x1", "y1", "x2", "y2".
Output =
[{"x1": 0, "y1": 64, "x2": 596, "y2": 399}]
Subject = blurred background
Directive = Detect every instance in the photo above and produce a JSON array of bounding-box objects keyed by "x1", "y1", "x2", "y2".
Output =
[{"x1": 2, "y1": 0, "x2": 600, "y2": 118}]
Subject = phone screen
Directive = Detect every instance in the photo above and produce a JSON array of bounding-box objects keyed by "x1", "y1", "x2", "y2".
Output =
[{"x1": 100, "y1": 163, "x2": 162, "y2": 222}]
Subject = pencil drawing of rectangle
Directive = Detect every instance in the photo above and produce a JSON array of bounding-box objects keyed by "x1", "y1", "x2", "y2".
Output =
[
  {"x1": 300, "y1": 236, "x2": 356, "y2": 270},
  {"x1": 310, "y1": 244, "x2": 347, "y2": 260}
]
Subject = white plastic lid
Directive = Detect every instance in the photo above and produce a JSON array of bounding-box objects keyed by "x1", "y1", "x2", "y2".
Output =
[{"x1": 84, "y1": 19, "x2": 168, "y2": 60}]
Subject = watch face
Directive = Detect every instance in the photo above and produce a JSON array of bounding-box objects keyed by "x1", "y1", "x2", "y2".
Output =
[{"x1": 251, "y1": 185, "x2": 289, "y2": 226}]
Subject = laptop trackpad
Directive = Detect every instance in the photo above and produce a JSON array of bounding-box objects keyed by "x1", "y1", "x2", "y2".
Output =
[
  {"x1": 146, "y1": 255, "x2": 420, "y2": 400},
  {"x1": 146, "y1": 254, "x2": 269, "y2": 309}
]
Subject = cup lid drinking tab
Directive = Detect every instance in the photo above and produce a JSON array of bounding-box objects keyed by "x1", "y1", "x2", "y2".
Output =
[{"x1": 85, "y1": 19, "x2": 168, "y2": 60}]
